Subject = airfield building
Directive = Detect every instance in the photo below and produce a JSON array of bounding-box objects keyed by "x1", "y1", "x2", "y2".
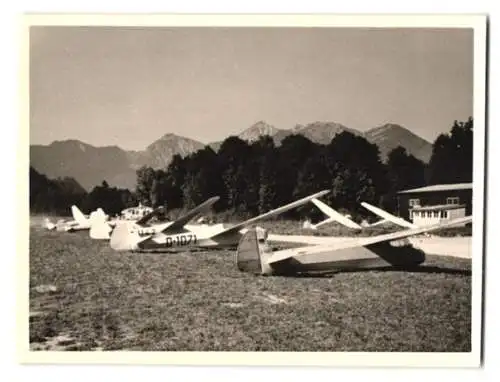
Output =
[{"x1": 396, "y1": 183, "x2": 473, "y2": 226}]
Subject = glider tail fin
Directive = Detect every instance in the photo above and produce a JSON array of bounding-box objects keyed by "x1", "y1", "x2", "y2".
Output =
[
  {"x1": 109, "y1": 222, "x2": 141, "y2": 251},
  {"x1": 89, "y1": 213, "x2": 112, "y2": 240},
  {"x1": 236, "y1": 227, "x2": 274, "y2": 275},
  {"x1": 71, "y1": 205, "x2": 87, "y2": 224}
]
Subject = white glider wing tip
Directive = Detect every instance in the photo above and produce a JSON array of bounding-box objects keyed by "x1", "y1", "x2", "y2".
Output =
[
  {"x1": 361, "y1": 201, "x2": 416, "y2": 229},
  {"x1": 311, "y1": 198, "x2": 362, "y2": 230}
]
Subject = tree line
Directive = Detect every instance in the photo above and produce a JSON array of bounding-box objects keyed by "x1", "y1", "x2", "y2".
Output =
[
  {"x1": 30, "y1": 170, "x2": 137, "y2": 217},
  {"x1": 30, "y1": 117, "x2": 473, "y2": 220}
]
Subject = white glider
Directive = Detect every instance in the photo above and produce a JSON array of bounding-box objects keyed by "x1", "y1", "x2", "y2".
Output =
[
  {"x1": 43, "y1": 205, "x2": 106, "y2": 232},
  {"x1": 109, "y1": 190, "x2": 331, "y2": 252},
  {"x1": 236, "y1": 215, "x2": 472, "y2": 276}
]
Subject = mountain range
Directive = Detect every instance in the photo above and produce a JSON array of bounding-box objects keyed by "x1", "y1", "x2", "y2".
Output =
[{"x1": 30, "y1": 121, "x2": 433, "y2": 191}]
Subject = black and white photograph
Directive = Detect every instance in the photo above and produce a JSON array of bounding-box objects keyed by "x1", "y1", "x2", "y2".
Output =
[{"x1": 21, "y1": 14, "x2": 486, "y2": 366}]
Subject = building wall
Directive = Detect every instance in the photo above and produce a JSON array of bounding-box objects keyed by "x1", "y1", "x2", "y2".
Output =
[
  {"x1": 412, "y1": 212, "x2": 441, "y2": 226},
  {"x1": 411, "y1": 207, "x2": 466, "y2": 226},
  {"x1": 397, "y1": 189, "x2": 472, "y2": 220}
]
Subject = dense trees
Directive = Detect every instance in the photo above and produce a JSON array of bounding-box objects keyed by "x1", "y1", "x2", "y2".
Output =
[
  {"x1": 31, "y1": 117, "x2": 473, "y2": 219},
  {"x1": 30, "y1": 167, "x2": 87, "y2": 215},
  {"x1": 81, "y1": 181, "x2": 137, "y2": 216},
  {"x1": 428, "y1": 117, "x2": 473, "y2": 184},
  {"x1": 30, "y1": 167, "x2": 136, "y2": 216},
  {"x1": 134, "y1": 131, "x2": 390, "y2": 220},
  {"x1": 383, "y1": 146, "x2": 427, "y2": 211}
]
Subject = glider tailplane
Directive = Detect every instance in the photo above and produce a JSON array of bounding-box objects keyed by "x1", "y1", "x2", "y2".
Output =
[
  {"x1": 210, "y1": 190, "x2": 331, "y2": 241},
  {"x1": 311, "y1": 198, "x2": 362, "y2": 230}
]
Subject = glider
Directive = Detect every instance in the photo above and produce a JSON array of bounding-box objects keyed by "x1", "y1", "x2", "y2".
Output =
[
  {"x1": 90, "y1": 198, "x2": 221, "y2": 241},
  {"x1": 236, "y1": 215, "x2": 472, "y2": 276},
  {"x1": 89, "y1": 204, "x2": 165, "y2": 240},
  {"x1": 108, "y1": 190, "x2": 330, "y2": 252},
  {"x1": 43, "y1": 206, "x2": 106, "y2": 232}
]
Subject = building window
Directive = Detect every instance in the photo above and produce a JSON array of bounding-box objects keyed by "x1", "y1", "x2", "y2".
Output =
[
  {"x1": 409, "y1": 198, "x2": 420, "y2": 207},
  {"x1": 446, "y1": 197, "x2": 459, "y2": 205}
]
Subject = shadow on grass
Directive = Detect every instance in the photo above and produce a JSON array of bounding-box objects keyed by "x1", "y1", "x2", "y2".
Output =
[{"x1": 284, "y1": 265, "x2": 471, "y2": 279}]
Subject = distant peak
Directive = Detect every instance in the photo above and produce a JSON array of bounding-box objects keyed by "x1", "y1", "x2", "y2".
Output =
[
  {"x1": 248, "y1": 120, "x2": 276, "y2": 130},
  {"x1": 239, "y1": 121, "x2": 280, "y2": 141},
  {"x1": 252, "y1": 120, "x2": 268, "y2": 126},
  {"x1": 374, "y1": 123, "x2": 404, "y2": 130},
  {"x1": 49, "y1": 139, "x2": 94, "y2": 151},
  {"x1": 51, "y1": 139, "x2": 84, "y2": 145},
  {"x1": 366, "y1": 123, "x2": 430, "y2": 143},
  {"x1": 159, "y1": 133, "x2": 181, "y2": 140}
]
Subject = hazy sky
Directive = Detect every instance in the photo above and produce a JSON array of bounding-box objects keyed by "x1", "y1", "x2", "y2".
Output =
[{"x1": 30, "y1": 26, "x2": 473, "y2": 151}]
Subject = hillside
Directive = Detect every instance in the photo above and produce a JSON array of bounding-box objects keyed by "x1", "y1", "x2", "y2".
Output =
[
  {"x1": 237, "y1": 120, "x2": 284, "y2": 142},
  {"x1": 211, "y1": 121, "x2": 362, "y2": 150},
  {"x1": 142, "y1": 133, "x2": 205, "y2": 169},
  {"x1": 209, "y1": 121, "x2": 287, "y2": 151},
  {"x1": 364, "y1": 124, "x2": 433, "y2": 163},
  {"x1": 30, "y1": 140, "x2": 136, "y2": 191},
  {"x1": 30, "y1": 135, "x2": 205, "y2": 191},
  {"x1": 30, "y1": 121, "x2": 433, "y2": 191},
  {"x1": 290, "y1": 122, "x2": 362, "y2": 145}
]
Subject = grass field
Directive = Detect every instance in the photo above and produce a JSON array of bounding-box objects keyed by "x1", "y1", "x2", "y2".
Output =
[{"x1": 28, "y1": 220, "x2": 472, "y2": 352}]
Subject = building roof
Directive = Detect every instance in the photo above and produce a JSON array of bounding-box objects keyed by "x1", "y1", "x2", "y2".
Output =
[
  {"x1": 398, "y1": 183, "x2": 473, "y2": 194},
  {"x1": 411, "y1": 204, "x2": 466, "y2": 212}
]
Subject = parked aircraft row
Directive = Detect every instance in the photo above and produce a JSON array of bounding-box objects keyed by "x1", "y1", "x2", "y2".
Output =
[
  {"x1": 43, "y1": 206, "x2": 107, "y2": 232},
  {"x1": 40, "y1": 192, "x2": 471, "y2": 276}
]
